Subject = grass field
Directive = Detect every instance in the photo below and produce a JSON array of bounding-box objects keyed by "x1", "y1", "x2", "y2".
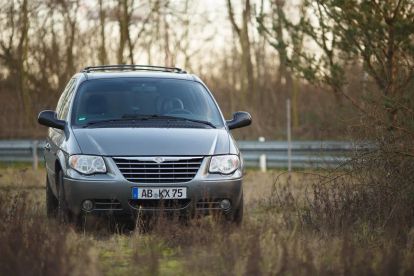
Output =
[{"x1": 0, "y1": 167, "x2": 413, "y2": 276}]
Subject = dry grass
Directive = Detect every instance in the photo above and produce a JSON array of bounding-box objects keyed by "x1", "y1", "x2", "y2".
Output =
[
  {"x1": 0, "y1": 167, "x2": 413, "y2": 276},
  {"x1": 0, "y1": 166, "x2": 45, "y2": 189}
]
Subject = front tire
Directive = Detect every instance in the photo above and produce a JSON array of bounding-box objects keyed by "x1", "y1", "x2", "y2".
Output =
[
  {"x1": 57, "y1": 170, "x2": 71, "y2": 224},
  {"x1": 46, "y1": 176, "x2": 58, "y2": 218},
  {"x1": 232, "y1": 196, "x2": 244, "y2": 225}
]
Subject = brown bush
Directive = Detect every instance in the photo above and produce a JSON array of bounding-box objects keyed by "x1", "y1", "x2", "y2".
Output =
[
  {"x1": 2, "y1": 169, "x2": 414, "y2": 275},
  {"x1": 0, "y1": 192, "x2": 99, "y2": 276}
]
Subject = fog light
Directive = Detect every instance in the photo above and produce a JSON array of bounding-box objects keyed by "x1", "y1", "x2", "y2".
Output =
[
  {"x1": 220, "y1": 199, "x2": 231, "y2": 210},
  {"x1": 82, "y1": 200, "x2": 94, "y2": 211}
]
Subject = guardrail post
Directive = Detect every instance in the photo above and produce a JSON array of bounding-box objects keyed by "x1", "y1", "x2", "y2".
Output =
[
  {"x1": 32, "y1": 140, "x2": 38, "y2": 170},
  {"x1": 258, "y1": 137, "x2": 267, "y2": 172},
  {"x1": 286, "y1": 99, "x2": 292, "y2": 173}
]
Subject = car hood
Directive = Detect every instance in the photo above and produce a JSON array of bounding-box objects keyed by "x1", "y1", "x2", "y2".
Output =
[{"x1": 72, "y1": 127, "x2": 230, "y2": 156}]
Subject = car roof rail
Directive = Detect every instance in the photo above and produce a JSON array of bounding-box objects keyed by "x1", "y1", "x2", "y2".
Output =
[{"x1": 80, "y1": 64, "x2": 187, "y2": 74}]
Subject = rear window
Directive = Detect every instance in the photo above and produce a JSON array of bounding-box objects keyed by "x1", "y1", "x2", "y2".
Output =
[{"x1": 71, "y1": 78, "x2": 224, "y2": 127}]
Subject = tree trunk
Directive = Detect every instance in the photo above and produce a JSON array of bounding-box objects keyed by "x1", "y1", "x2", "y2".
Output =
[
  {"x1": 98, "y1": 0, "x2": 108, "y2": 65},
  {"x1": 117, "y1": 0, "x2": 130, "y2": 64},
  {"x1": 241, "y1": 0, "x2": 254, "y2": 95},
  {"x1": 17, "y1": 0, "x2": 31, "y2": 126},
  {"x1": 226, "y1": 0, "x2": 255, "y2": 106},
  {"x1": 163, "y1": 10, "x2": 172, "y2": 66}
]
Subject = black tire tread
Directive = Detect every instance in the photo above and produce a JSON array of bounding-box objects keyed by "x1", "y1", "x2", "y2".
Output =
[
  {"x1": 57, "y1": 170, "x2": 71, "y2": 224},
  {"x1": 46, "y1": 176, "x2": 58, "y2": 218},
  {"x1": 232, "y1": 196, "x2": 244, "y2": 225}
]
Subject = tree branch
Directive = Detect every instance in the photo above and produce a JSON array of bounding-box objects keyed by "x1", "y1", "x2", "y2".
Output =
[{"x1": 226, "y1": 0, "x2": 241, "y2": 37}]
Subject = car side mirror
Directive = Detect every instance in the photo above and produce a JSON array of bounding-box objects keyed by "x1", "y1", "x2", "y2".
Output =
[
  {"x1": 38, "y1": 110, "x2": 66, "y2": 130},
  {"x1": 226, "y1": 111, "x2": 252, "y2": 130}
]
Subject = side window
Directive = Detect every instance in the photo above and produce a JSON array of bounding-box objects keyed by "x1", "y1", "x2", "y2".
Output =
[
  {"x1": 57, "y1": 78, "x2": 76, "y2": 120},
  {"x1": 60, "y1": 80, "x2": 77, "y2": 120}
]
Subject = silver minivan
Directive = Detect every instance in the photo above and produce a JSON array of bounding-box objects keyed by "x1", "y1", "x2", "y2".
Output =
[{"x1": 38, "y1": 65, "x2": 251, "y2": 225}]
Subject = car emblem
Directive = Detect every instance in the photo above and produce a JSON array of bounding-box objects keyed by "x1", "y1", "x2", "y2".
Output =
[{"x1": 153, "y1": 157, "x2": 164, "y2": 163}]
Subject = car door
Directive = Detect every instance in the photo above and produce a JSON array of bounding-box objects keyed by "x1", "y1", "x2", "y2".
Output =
[{"x1": 44, "y1": 78, "x2": 76, "y2": 191}]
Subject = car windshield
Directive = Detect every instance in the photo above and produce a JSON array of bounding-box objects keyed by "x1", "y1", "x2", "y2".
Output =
[{"x1": 71, "y1": 78, "x2": 224, "y2": 128}]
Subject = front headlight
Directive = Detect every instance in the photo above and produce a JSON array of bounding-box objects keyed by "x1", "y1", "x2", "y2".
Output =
[
  {"x1": 69, "y1": 155, "x2": 107, "y2": 175},
  {"x1": 209, "y1": 155, "x2": 240, "y2": 175}
]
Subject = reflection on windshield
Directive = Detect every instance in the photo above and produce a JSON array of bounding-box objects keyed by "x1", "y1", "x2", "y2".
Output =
[{"x1": 72, "y1": 78, "x2": 223, "y2": 127}]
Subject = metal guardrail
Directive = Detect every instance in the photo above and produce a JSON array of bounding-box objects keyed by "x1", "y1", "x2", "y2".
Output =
[
  {"x1": 0, "y1": 140, "x2": 370, "y2": 169},
  {"x1": 0, "y1": 140, "x2": 45, "y2": 163},
  {"x1": 238, "y1": 140, "x2": 369, "y2": 169}
]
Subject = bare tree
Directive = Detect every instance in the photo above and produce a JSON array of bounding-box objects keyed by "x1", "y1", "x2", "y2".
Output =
[
  {"x1": 98, "y1": 0, "x2": 108, "y2": 64},
  {"x1": 59, "y1": 0, "x2": 80, "y2": 81},
  {"x1": 0, "y1": 0, "x2": 31, "y2": 123},
  {"x1": 0, "y1": 0, "x2": 361, "y2": 139},
  {"x1": 257, "y1": 0, "x2": 305, "y2": 127},
  {"x1": 226, "y1": 0, "x2": 255, "y2": 97},
  {"x1": 117, "y1": 0, "x2": 134, "y2": 64}
]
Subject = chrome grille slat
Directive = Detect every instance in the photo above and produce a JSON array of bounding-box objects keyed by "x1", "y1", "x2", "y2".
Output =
[
  {"x1": 115, "y1": 167, "x2": 200, "y2": 170},
  {"x1": 126, "y1": 177, "x2": 193, "y2": 180},
  {"x1": 113, "y1": 157, "x2": 203, "y2": 183},
  {"x1": 115, "y1": 162, "x2": 202, "y2": 165},
  {"x1": 123, "y1": 172, "x2": 197, "y2": 175}
]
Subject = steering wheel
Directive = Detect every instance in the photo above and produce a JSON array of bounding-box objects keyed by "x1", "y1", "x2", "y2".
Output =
[{"x1": 166, "y1": 108, "x2": 192, "y2": 115}]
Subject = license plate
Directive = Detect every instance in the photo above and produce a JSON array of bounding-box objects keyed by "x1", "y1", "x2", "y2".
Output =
[{"x1": 131, "y1": 187, "x2": 187, "y2": 199}]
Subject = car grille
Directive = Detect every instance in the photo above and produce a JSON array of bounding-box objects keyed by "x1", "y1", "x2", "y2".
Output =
[{"x1": 113, "y1": 157, "x2": 203, "y2": 183}]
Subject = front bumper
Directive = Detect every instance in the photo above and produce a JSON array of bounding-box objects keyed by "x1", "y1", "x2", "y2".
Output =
[
  {"x1": 63, "y1": 177, "x2": 243, "y2": 216},
  {"x1": 62, "y1": 156, "x2": 243, "y2": 217}
]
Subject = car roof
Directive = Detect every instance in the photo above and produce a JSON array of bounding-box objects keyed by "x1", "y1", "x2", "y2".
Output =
[{"x1": 75, "y1": 71, "x2": 196, "y2": 81}]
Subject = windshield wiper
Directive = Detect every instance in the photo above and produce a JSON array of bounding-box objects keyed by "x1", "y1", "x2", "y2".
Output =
[
  {"x1": 122, "y1": 114, "x2": 217, "y2": 128},
  {"x1": 82, "y1": 118, "x2": 139, "y2": 128},
  {"x1": 82, "y1": 114, "x2": 216, "y2": 129},
  {"x1": 82, "y1": 115, "x2": 162, "y2": 127},
  {"x1": 177, "y1": 118, "x2": 217, "y2": 128}
]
